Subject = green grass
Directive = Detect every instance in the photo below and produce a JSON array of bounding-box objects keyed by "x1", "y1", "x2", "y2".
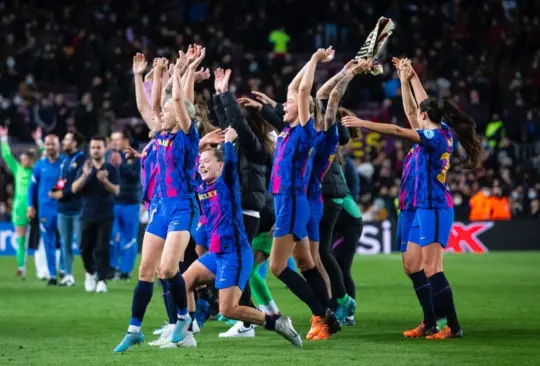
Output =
[{"x1": 1, "y1": 253, "x2": 540, "y2": 365}]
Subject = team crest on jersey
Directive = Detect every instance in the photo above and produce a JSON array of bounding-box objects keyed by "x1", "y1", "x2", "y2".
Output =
[
  {"x1": 72, "y1": 162, "x2": 78, "y2": 169},
  {"x1": 423, "y1": 130, "x2": 435, "y2": 139}
]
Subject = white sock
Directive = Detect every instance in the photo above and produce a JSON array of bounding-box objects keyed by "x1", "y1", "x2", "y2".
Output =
[
  {"x1": 128, "y1": 325, "x2": 140, "y2": 333},
  {"x1": 268, "y1": 300, "x2": 280, "y2": 315}
]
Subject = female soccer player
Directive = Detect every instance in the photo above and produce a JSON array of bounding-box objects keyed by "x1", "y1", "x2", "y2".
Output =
[
  {"x1": 0, "y1": 126, "x2": 41, "y2": 278},
  {"x1": 174, "y1": 127, "x2": 302, "y2": 348},
  {"x1": 342, "y1": 62, "x2": 482, "y2": 340},
  {"x1": 114, "y1": 47, "x2": 205, "y2": 352},
  {"x1": 268, "y1": 47, "x2": 341, "y2": 341}
]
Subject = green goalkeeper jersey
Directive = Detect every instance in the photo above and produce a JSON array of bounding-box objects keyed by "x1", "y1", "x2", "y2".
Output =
[{"x1": 1, "y1": 140, "x2": 33, "y2": 203}]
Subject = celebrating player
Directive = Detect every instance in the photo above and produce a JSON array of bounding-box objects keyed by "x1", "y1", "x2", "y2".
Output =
[{"x1": 342, "y1": 59, "x2": 483, "y2": 340}]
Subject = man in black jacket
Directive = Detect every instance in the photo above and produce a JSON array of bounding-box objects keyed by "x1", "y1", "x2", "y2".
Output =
[
  {"x1": 108, "y1": 131, "x2": 141, "y2": 280},
  {"x1": 50, "y1": 131, "x2": 86, "y2": 287}
]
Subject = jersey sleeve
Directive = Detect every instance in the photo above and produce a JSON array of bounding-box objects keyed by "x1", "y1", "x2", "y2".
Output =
[
  {"x1": 0, "y1": 140, "x2": 20, "y2": 174},
  {"x1": 28, "y1": 162, "x2": 40, "y2": 208},
  {"x1": 223, "y1": 142, "x2": 238, "y2": 186},
  {"x1": 417, "y1": 129, "x2": 447, "y2": 152}
]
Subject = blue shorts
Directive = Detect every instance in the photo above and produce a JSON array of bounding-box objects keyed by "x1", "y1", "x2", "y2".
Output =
[
  {"x1": 193, "y1": 220, "x2": 209, "y2": 250},
  {"x1": 273, "y1": 194, "x2": 309, "y2": 241},
  {"x1": 146, "y1": 196, "x2": 200, "y2": 240},
  {"x1": 396, "y1": 210, "x2": 417, "y2": 252},
  {"x1": 198, "y1": 247, "x2": 254, "y2": 291},
  {"x1": 409, "y1": 208, "x2": 454, "y2": 248},
  {"x1": 306, "y1": 200, "x2": 323, "y2": 242}
]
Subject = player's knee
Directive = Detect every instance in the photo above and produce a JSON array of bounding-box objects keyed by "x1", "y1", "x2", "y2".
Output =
[
  {"x1": 138, "y1": 264, "x2": 154, "y2": 281},
  {"x1": 269, "y1": 260, "x2": 286, "y2": 277},
  {"x1": 160, "y1": 267, "x2": 178, "y2": 279},
  {"x1": 422, "y1": 260, "x2": 442, "y2": 278},
  {"x1": 403, "y1": 260, "x2": 422, "y2": 276},
  {"x1": 219, "y1": 303, "x2": 237, "y2": 319}
]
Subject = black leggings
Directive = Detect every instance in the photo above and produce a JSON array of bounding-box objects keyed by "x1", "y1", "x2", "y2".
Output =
[
  {"x1": 333, "y1": 212, "x2": 363, "y2": 299},
  {"x1": 318, "y1": 198, "x2": 347, "y2": 300}
]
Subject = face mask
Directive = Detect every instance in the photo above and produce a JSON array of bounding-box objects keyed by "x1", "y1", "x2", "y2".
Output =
[
  {"x1": 13, "y1": 96, "x2": 22, "y2": 105},
  {"x1": 26, "y1": 76, "x2": 34, "y2": 84},
  {"x1": 529, "y1": 192, "x2": 537, "y2": 200},
  {"x1": 511, "y1": 192, "x2": 519, "y2": 200},
  {"x1": 453, "y1": 196, "x2": 463, "y2": 206},
  {"x1": 1, "y1": 100, "x2": 10, "y2": 110},
  {"x1": 482, "y1": 189, "x2": 491, "y2": 197},
  {"x1": 6, "y1": 57, "x2": 15, "y2": 68}
]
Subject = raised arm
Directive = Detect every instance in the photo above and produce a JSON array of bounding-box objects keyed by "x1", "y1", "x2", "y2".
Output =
[
  {"x1": 151, "y1": 58, "x2": 168, "y2": 115},
  {"x1": 223, "y1": 128, "x2": 239, "y2": 186},
  {"x1": 325, "y1": 59, "x2": 372, "y2": 129},
  {"x1": 298, "y1": 47, "x2": 334, "y2": 125},
  {"x1": 393, "y1": 58, "x2": 420, "y2": 129},
  {"x1": 0, "y1": 126, "x2": 20, "y2": 174},
  {"x1": 184, "y1": 45, "x2": 206, "y2": 103},
  {"x1": 316, "y1": 60, "x2": 355, "y2": 100},
  {"x1": 341, "y1": 117, "x2": 421, "y2": 144},
  {"x1": 172, "y1": 59, "x2": 192, "y2": 134},
  {"x1": 133, "y1": 53, "x2": 154, "y2": 129},
  {"x1": 287, "y1": 63, "x2": 309, "y2": 99},
  {"x1": 393, "y1": 57, "x2": 428, "y2": 104}
]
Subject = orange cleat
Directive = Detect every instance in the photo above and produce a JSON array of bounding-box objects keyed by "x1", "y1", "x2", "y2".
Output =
[
  {"x1": 306, "y1": 315, "x2": 324, "y2": 340},
  {"x1": 403, "y1": 323, "x2": 439, "y2": 338},
  {"x1": 426, "y1": 326, "x2": 463, "y2": 340},
  {"x1": 312, "y1": 324, "x2": 330, "y2": 340}
]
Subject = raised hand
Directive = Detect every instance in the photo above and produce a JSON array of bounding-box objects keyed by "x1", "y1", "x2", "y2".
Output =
[
  {"x1": 185, "y1": 44, "x2": 196, "y2": 65},
  {"x1": 251, "y1": 91, "x2": 277, "y2": 108},
  {"x1": 31, "y1": 127, "x2": 42, "y2": 142},
  {"x1": 124, "y1": 146, "x2": 141, "y2": 159},
  {"x1": 195, "y1": 67, "x2": 211, "y2": 83},
  {"x1": 155, "y1": 57, "x2": 168, "y2": 71},
  {"x1": 190, "y1": 45, "x2": 206, "y2": 70},
  {"x1": 342, "y1": 59, "x2": 357, "y2": 72},
  {"x1": 320, "y1": 46, "x2": 335, "y2": 63},
  {"x1": 238, "y1": 97, "x2": 262, "y2": 111},
  {"x1": 204, "y1": 128, "x2": 225, "y2": 145},
  {"x1": 133, "y1": 53, "x2": 148, "y2": 75},
  {"x1": 341, "y1": 116, "x2": 366, "y2": 128},
  {"x1": 351, "y1": 59, "x2": 373, "y2": 75},
  {"x1": 224, "y1": 126, "x2": 238, "y2": 143},
  {"x1": 214, "y1": 68, "x2": 223, "y2": 93},
  {"x1": 0, "y1": 125, "x2": 7, "y2": 137},
  {"x1": 220, "y1": 69, "x2": 232, "y2": 92}
]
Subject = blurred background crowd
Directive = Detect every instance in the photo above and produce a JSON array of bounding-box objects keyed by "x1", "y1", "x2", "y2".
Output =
[{"x1": 1, "y1": 0, "x2": 539, "y2": 221}]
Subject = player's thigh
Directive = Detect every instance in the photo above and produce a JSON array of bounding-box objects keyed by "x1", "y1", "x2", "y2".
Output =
[
  {"x1": 402, "y1": 241, "x2": 423, "y2": 275},
  {"x1": 160, "y1": 230, "x2": 191, "y2": 275},
  {"x1": 183, "y1": 259, "x2": 215, "y2": 291},
  {"x1": 292, "y1": 236, "x2": 315, "y2": 271},
  {"x1": 269, "y1": 234, "x2": 296, "y2": 274},
  {"x1": 139, "y1": 231, "x2": 165, "y2": 280}
]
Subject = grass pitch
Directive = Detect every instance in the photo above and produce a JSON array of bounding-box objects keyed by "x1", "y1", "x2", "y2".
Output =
[{"x1": 1, "y1": 252, "x2": 539, "y2": 365}]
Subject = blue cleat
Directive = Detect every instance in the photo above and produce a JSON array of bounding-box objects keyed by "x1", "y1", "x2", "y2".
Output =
[
  {"x1": 336, "y1": 297, "x2": 357, "y2": 324},
  {"x1": 113, "y1": 332, "x2": 144, "y2": 353},
  {"x1": 171, "y1": 317, "x2": 192, "y2": 344},
  {"x1": 195, "y1": 299, "x2": 210, "y2": 328}
]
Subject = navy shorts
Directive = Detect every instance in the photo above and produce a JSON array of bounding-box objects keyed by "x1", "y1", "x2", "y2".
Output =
[
  {"x1": 146, "y1": 196, "x2": 200, "y2": 240},
  {"x1": 273, "y1": 194, "x2": 309, "y2": 241},
  {"x1": 306, "y1": 199, "x2": 323, "y2": 242},
  {"x1": 396, "y1": 209, "x2": 417, "y2": 252},
  {"x1": 198, "y1": 247, "x2": 254, "y2": 291},
  {"x1": 409, "y1": 208, "x2": 454, "y2": 248}
]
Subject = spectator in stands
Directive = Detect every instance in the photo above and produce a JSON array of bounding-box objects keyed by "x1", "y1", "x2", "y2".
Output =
[
  {"x1": 469, "y1": 184, "x2": 492, "y2": 221},
  {"x1": 489, "y1": 186, "x2": 511, "y2": 220}
]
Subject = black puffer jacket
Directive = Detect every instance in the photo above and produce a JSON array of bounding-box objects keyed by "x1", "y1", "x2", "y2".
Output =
[
  {"x1": 321, "y1": 122, "x2": 350, "y2": 199},
  {"x1": 214, "y1": 92, "x2": 270, "y2": 212}
]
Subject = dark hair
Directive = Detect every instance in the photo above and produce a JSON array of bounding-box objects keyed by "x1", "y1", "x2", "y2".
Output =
[
  {"x1": 202, "y1": 145, "x2": 224, "y2": 162},
  {"x1": 69, "y1": 131, "x2": 85, "y2": 148},
  {"x1": 420, "y1": 97, "x2": 483, "y2": 168},
  {"x1": 90, "y1": 135, "x2": 107, "y2": 144},
  {"x1": 194, "y1": 94, "x2": 218, "y2": 137},
  {"x1": 337, "y1": 107, "x2": 361, "y2": 139},
  {"x1": 245, "y1": 111, "x2": 276, "y2": 156},
  {"x1": 22, "y1": 148, "x2": 37, "y2": 162}
]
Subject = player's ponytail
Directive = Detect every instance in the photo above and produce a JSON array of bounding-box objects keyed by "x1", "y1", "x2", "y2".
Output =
[{"x1": 439, "y1": 99, "x2": 483, "y2": 169}]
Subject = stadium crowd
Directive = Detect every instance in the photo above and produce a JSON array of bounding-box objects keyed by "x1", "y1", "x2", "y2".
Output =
[{"x1": 1, "y1": 0, "x2": 540, "y2": 222}]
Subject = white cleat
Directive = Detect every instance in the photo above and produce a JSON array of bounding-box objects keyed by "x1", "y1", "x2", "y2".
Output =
[
  {"x1": 59, "y1": 275, "x2": 75, "y2": 287},
  {"x1": 95, "y1": 280, "x2": 108, "y2": 293},
  {"x1": 192, "y1": 319, "x2": 200, "y2": 336},
  {"x1": 160, "y1": 331, "x2": 197, "y2": 348},
  {"x1": 218, "y1": 321, "x2": 256, "y2": 338},
  {"x1": 149, "y1": 324, "x2": 174, "y2": 346},
  {"x1": 153, "y1": 322, "x2": 169, "y2": 335},
  {"x1": 275, "y1": 316, "x2": 302, "y2": 347},
  {"x1": 84, "y1": 273, "x2": 96, "y2": 292}
]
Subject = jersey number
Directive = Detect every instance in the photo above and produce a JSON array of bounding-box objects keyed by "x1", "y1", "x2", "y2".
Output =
[{"x1": 437, "y1": 152, "x2": 450, "y2": 184}]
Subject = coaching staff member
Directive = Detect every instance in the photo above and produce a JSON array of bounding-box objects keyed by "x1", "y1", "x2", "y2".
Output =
[{"x1": 72, "y1": 135, "x2": 120, "y2": 294}]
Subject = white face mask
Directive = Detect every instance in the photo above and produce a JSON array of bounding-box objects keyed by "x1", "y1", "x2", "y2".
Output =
[
  {"x1": 268, "y1": 131, "x2": 277, "y2": 143},
  {"x1": 511, "y1": 191, "x2": 519, "y2": 200},
  {"x1": 482, "y1": 189, "x2": 491, "y2": 197},
  {"x1": 453, "y1": 196, "x2": 463, "y2": 206},
  {"x1": 529, "y1": 191, "x2": 537, "y2": 200}
]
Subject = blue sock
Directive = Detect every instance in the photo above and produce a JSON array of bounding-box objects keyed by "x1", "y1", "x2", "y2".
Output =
[
  {"x1": 159, "y1": 279, "x2": 176, "y2": 324},
  {"x1": 409, "y1": 270, "x2": 436, "y2": 328},
  {"x1": 167, "y1": 272, "x2": 188, "y2": 319},
  {"x1": 287, "y1": 256, "x2": 297, "y2": 272},
  {"x1": 130, "y1": 280, "x2": 154, "y2": 328}
]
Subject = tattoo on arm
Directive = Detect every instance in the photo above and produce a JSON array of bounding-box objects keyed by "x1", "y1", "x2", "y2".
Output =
[
  {"x1": 317, "y1": 70, "x2": 346, "y2": 99},
  {"x1": 325, "y1": 72, "x2": 354, "y2": 128}
]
